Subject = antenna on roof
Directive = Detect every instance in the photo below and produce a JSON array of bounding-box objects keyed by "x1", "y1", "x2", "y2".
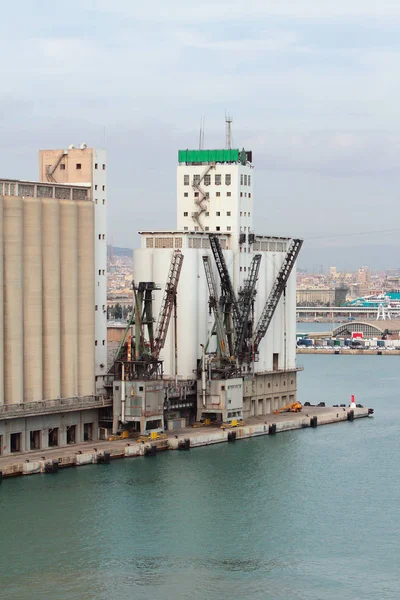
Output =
[
  {"x1": 225, "y1": 113, "x2": 233, "y2": 149},
  {"x1": 199, "y1": 117, "x2": 205, "y2": 149}
]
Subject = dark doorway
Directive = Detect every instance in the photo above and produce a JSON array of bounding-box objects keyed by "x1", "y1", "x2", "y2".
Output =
[
  {"x1": 48, "y1": 428, "x2": 59, "y2": 447},
  {"x1": 67, "y1": 425, "x2": 76, "y2": 444},
  {"x1": 30, "y1": 430, "x2": 41, "y2": 450},
  {"x1": 273, "y1": 353, "x2": 279, "y2": 371},
  {"x1": 83, "y1": 423, "x2": 93, "y2": 441},
  {"x1": 10, "y1": 432, "x2": 21, "y2": 453}
]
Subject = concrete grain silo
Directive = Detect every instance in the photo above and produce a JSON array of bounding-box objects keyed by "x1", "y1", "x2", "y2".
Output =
[
  {"x1": 78, "y1": 201, "x2": 95, "y2": 396},
  {"x1": 42, "y1": 198, "x2": 61, "y2": 400},
  {"x1": 23, "y1": 197, "x2": 43, "y2": 403},
  {"x1": 60, "y1": 199, "x2": 78, "y2": 398},
  {"x1": 0, "y1": 197, "x2": 4, "y2": 405},
  {"x1": 3, "y1": 196, "x2": 24, "y2": 405}
]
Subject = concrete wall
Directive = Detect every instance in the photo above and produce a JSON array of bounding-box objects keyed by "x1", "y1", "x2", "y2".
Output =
[{"x1": 0, "y1": 409, "x2": 99, "y2": 455}]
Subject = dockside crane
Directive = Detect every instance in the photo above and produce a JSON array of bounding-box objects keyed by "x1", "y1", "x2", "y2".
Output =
[
  {"x1": 253, "y1": 238, "x2": 303, "y2": 355},
  {"x1": 209, "y1": 234, "x2": 241, "y2": 356},
  {"x1": 153, "y1": 249, "x2": 184, "y2": 358},
  {"x1": 113, "y1": 250, "x2": 184, "y2": 380}
]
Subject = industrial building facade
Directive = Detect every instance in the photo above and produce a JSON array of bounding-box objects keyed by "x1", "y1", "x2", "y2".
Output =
[
  {"x1": 0, "y1": 146, "x2": 108, "y2": 455},
  {"x1": 112, "y1": 147, "x2": 301, "y2": 431}
]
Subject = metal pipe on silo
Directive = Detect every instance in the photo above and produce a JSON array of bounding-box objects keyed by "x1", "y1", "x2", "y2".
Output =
[
  {"x1": 0, "y1": 197, "x2": 4, "y2": 405},
  {"x1": 42, "y1": 198, "x2": 61, "y2": 400},
  {"x1": 3, "y1": 196, "x2": 24, "y2": 404},
  {"x1": 60, "y1": 199, "x2": 78, "y2": 398},
  {"x1": 23, "y1": 197, "x2": 43, "y2": 402},
  {"x1": 77, "y1": 201, "x2": 95, "y2": 397}
]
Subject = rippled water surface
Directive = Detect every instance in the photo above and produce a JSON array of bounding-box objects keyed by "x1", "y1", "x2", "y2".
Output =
[{"x1": 1, "y1": 355, "x2": 400, "y2": 599}]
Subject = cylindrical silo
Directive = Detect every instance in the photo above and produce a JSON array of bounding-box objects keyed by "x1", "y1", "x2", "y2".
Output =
[
  {"x1": 3, "y1": 196, "x2": 24, "y2": 404},
  {"x1": 23, "y1": 197, "x2": 43, "y2": 402},
  {"x1": 42, "y1": 198, "x2": 61, "y2": 400},
  {"x1": 78, "y1": 201, "x2": 95, "y2": 397},
  {"x1": 60, "y1": 199, "x2": 78, "y2": 398},
  {"x1": 0, "y1": 197, "x2": 4, "y2": 405},
  {"x1": 176, "y1": 249, "x2": 198, "y2": 379}
]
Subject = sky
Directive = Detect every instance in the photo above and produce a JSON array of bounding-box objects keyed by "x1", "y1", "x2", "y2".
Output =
[{"x1": 1, "y1": 0, "x2": 400, "y2": 271}]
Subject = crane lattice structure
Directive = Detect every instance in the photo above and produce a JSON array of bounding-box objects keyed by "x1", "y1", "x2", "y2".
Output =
[
  {"x1": 202, "y1": 256, "x2": 230, "y2": 360},
  {"x1": 209, "y1": 235, "x2": 241, "y2": 334},
  {"x1": 235, "y1": 254, "x2": 262, "y2": 360},
  {"x1": 253, "y1": 239, "x2": 303, "y2": 354},
  {"x1": 153, "y1": 250, "x2": 184, "y2": 357}
]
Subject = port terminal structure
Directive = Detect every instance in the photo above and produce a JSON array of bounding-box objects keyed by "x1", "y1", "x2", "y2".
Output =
[{"x1": 111, "y1": 141, "x2": 303, "y2": 435}]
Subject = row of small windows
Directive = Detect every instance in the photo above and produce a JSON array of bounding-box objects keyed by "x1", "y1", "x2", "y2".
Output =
[
  {"x1": 98, "y1": 269, "x2": 105, "y2": 275},
  {"x1": 184, "y1": 174, "x2": 232, "y2": 186},
  {"x1": 95, "y1": 304, "x2": 106, "y2": 311},
  {"x1": 95, "y1": 199, "x2": 106, "y2": 205},
  {"x1": 61, "y1": 163, "x2": 106, "y2": 171},
  {"x1": 240, "y1": 212, "x2": 251, "y2": 217},
  {"x1": 184, "y1": 226, "x2": 230, "y2": 232},
  {"x1": 95, "y1": 340, "x2": 106, "y2": 346},
  {"x1": 183, "y1": 211, "x2": 233, "y2": 217},
  {"x1": 240, "y1": 174, "x2": 251, "y2": 186},
  {"x1": 94, "y1": 184, "x2": 106, "y2": 191},
  {"x1": 184, "y1": 191, "x2": 232, "y2": 198},
  {"x1": 98, "y1": 234, "x2": 106, "y2": 240}
]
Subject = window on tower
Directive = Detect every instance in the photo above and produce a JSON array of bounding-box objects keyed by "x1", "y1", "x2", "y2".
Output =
[
  {"x1": 216, "y1": 192, "x2": 220, "y2": 197},
  {"x1": 216, "y1": 226, "x2": 220, "y2": 231},
  {"x1": 193, "y1": 175, "x2": 200, "y2": 185},
  {"x1": 204, "y1": 174, "x2": 211, "y2": 186},
  {"x1": 194, "y1": 192, "x2": 199, "y2": 197},
  {"x1": 215, "y1": 174, "x2": 221, "y2": 186},
  {"x1": 184, "y1": 175, "x2": 189, "y2": 185},
  {"x1": 244, "y1": 174, "x2": 247, "y2": 185},
  {"x1": 240, "y1": 174, "x2": 243, "y2": 185},
  {"x1": 184, "y1": 212, "x2": 188, "y2": 216},
  {"x1": 227, "y1": 226, "x2": 231, "y2": 231},
  {"x1": 248, "y1": 193, "x2": 251, "y2": 198},
  {"x1": 184, "y1": 192, "x2": 188, "y2": 197},
  {"x1": 248, "y1": 175, "x2": 251, "y2": 186},
  {"x1": 227, "y1": 211, "x2": 231, "y2": 216},
  {"x1": 227, "y1": 191, "x2": 231, "y2": 197},
  {"x1": 216, "y1": 211, "x2": 220, "y2": 216}
]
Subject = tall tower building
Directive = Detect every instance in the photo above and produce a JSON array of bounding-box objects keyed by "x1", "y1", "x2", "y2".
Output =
[
  {"x1": 176, "y1": 148, "x2": 253, "y2": 288},
  {"x1": 39, "y1": 145, "x2": 107, "y2": 393}
]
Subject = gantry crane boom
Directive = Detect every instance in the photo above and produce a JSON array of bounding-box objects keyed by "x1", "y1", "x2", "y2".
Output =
[
  {"x1": 202, "y1": 256, "x2": 230, "y2": 359},
  {"x1": 235, "y1": 253, "x2": 262, "y2": 359},
  {"x1": 153, "y1": 250, "x2": 184, "y2": 358},
  {"x1": 253, "y1": 239, "x2": 303, "y2": 352},
  {"x1": 209, "y1": 234, "x2": 240, "y2": 333}
]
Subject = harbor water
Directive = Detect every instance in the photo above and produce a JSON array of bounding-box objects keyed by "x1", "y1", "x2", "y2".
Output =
[{"x1": 1, "y1": 355, "x2": 400, "y2": 599}]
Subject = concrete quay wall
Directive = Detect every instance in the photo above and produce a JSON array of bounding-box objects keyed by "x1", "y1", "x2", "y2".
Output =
[{"x1": 0, "y1": 407, "x2": 372, "y2": 481}]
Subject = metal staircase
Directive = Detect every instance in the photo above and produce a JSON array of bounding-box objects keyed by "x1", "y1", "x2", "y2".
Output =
[{"x1": 192, "y1": 165, "x2": 214, "y2": 230}]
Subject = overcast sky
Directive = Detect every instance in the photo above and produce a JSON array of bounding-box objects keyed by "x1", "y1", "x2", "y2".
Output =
[{"x1": 1, "y1": 0, "x2": 400, "y2": 270}]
